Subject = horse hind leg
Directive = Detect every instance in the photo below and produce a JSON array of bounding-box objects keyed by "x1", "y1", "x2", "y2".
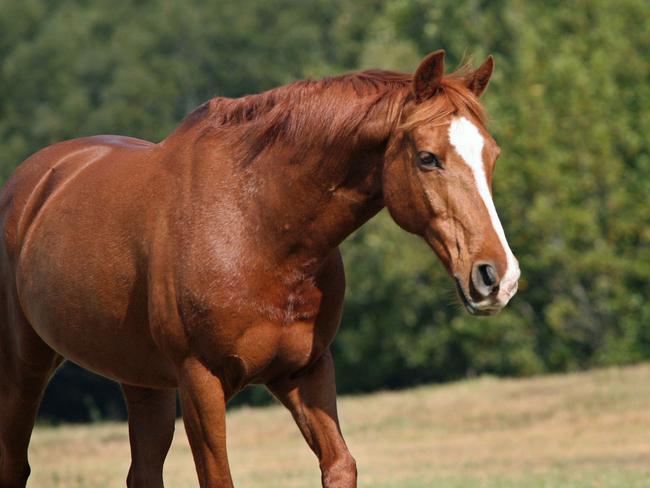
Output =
[
  {"x1": 0, "y1": 302, "x2": 62, "y2": 488},
  {"x1": 121, "y1": 384, "x2": 176, "y2": 488}
]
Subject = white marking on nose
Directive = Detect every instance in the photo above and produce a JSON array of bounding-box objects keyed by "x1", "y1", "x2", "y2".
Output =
[{"x1": 448, "y1": 116, "x2": 519, "y2": 302}]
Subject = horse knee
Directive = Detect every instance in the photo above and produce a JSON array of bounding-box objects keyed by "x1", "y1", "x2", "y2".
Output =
[{"x1": 321, "y1": 453, "x2": 357, "y2": 488}]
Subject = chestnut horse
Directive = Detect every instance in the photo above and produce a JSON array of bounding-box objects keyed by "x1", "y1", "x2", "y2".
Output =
[{"x1": 0, "y1": 50, "x2": 519, "y2": 487}]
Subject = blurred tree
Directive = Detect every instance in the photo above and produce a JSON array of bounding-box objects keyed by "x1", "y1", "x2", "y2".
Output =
[
  {"x1": 337, "y1": 0, "x2": 650, "y2": 393},
  {"x1": 0, "y1": 0, "x2": 647, "y2": 420}
]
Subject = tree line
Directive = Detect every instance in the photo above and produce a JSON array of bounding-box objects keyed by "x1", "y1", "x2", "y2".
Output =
[{"x1": 0, "y1": 0, "x2": 647, "y2": 421}]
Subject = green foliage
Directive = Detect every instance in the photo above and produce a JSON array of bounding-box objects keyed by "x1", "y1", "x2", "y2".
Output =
[
  {"x1": 0, "y1": 0, "x2": 648, "y2": 419},
  {"x1": 339, "y1": 0, "x2": 650, "y2": 391}
]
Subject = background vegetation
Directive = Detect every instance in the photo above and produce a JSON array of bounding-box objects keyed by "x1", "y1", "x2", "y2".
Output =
[
  {"x1": 29, "y1": 364, "x2": 650, "y2": 487},
  {"x1": 0, "y1": 0, "x2": 647, "y2": 421}
]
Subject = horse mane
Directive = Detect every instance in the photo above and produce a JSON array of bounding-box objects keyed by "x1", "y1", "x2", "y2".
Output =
[{"x1": 176, "y1": 66, "x2": 486, "y2": 156}]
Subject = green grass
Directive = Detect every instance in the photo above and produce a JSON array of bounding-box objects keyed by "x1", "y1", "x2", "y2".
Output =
[{"x1": 28, "y1": 364, "x2": 650, "y2": 487}]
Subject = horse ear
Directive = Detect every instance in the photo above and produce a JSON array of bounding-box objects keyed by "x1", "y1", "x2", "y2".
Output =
[
  {"x1": 413, "y1": 50, "x2": 445, "y2": 103},
  {"x1": 466, "y1": 55, "x2": 494, "y2": 97}
]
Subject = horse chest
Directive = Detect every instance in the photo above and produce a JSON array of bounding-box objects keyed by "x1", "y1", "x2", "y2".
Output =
[
  {"x1": 171, "y1": 243, "x2": 345, "y2": 384},
  {"x1": 175, "y1": 267, "x2": 343, "y2": 384},
  {"x1": 251, "y1": 278, "x2": 343, "y2": 381},
  {"x1": 230, "y1": 318, "x2": 328, "y2": 383}
]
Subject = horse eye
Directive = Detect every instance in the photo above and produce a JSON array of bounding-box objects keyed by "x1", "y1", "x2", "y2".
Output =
[{"x1": 418, "y1": 151, "x2": 442, "y2": 169}]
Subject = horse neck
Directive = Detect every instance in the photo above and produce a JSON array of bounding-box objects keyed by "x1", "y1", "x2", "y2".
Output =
[
  {"x1": 261, "y1": 91, "x2": 405, "y2": 267},
  {"x1": 170, "y1": 84, "x2": 407, "y2": 272}
]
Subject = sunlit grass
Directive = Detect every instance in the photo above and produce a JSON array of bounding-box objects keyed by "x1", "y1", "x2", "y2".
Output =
[{"x1": 29, "y1": 364, "x2": 650, "y2": 487}]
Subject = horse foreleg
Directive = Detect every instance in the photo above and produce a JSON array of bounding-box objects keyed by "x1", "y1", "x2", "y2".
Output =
[
  {"x1": 268, "y1": 350, "x2": 357, "y2": 488},
  {"x1": 121, "y1": 384, "x2": 176, "y2": 488},
  {"x1": 178, "y1": 358, "x2": 234, "y2": 488}
]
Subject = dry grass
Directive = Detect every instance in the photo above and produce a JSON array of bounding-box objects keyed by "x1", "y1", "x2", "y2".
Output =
[{"x1": 28, "y1": 364, "x2": 650, "y2": 487}]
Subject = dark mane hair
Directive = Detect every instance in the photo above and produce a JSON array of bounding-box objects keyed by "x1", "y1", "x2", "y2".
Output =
[{"x1": 176, "y1": 67, "x2": 486, "y2": 152}]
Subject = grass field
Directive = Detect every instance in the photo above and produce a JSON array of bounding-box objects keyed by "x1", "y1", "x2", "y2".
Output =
[{"x1": 28, "y1": 364, "x2": 650, "y2": 487}]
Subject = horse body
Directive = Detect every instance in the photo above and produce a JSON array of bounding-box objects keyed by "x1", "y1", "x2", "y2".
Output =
[
  {"x1": 0, "y1": 50, "x2": 519, "y2": 487},
  {"x1": 2, "y1": 128, "x2": 356, "y2": 486},
  {"x1": 5, "y1": 123, "x2": 355, "y2": 387}
]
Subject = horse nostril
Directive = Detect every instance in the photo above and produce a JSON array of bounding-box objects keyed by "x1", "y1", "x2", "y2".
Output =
[{"x1": 478, "y1": 264, "x2": 497, "y2": 288}]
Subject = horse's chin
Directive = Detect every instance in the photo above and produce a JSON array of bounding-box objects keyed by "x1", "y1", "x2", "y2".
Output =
[
  {"x1": 465, "y1": 304, "x2": 502, "y2": 316},
  {"x1": 454, "y1": 278, "x2": 504, "y2": 316}
]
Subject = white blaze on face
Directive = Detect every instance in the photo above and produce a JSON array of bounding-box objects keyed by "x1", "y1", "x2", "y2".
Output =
[{"x1": 448, "y1": 116, "x2": 520, "y2": 303}]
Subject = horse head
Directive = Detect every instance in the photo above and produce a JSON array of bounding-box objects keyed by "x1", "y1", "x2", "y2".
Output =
[{"x1": 383, "y1": 50, "x2": 520, "y2": 315}]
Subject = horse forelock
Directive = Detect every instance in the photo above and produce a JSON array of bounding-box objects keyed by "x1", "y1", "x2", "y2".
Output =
[{"x1": 399, "y1": 74, "x2": 487, "y2": 132}]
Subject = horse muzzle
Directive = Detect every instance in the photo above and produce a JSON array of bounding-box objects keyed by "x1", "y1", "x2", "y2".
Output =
[{"x1": 454, "y1": 264, "x2": 520, "y2": 316}]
